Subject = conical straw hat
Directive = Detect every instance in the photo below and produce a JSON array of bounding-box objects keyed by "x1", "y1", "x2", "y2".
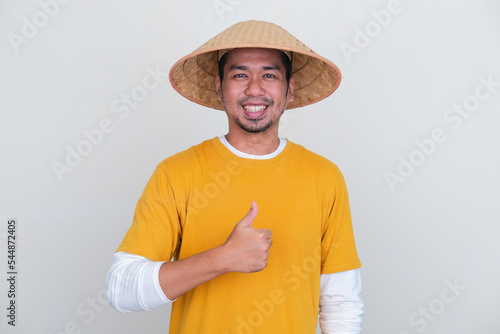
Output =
[{"x1": 169, "y1": 20, "x2": 341, "y2": 110}]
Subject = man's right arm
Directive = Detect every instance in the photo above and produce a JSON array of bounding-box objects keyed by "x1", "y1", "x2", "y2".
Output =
[
  {"x1": 158, "y1": 201, "x2": 272, "y2": 300},
  {"x1": 107, "y1": 202, "x2": 272, "y2": 312}
]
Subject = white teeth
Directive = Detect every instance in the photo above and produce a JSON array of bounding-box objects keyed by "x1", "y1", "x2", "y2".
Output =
[{"x1": 243, "y1": 105, "x2": 266, "y2": 112}]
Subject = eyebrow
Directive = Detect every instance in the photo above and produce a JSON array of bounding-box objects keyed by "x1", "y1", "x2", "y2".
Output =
[
  {"x1": 228, "y1": 65, "x2": 248, "y2": 71},
  {"x1": 228, "y1": 64, "x2": 282, "y2": 72},
  {"x1": 263, "y1": 65, "x2": 281, "y2": 71}
]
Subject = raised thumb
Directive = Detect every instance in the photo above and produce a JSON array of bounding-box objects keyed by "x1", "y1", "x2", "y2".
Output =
[{"x1": 238, "y1": 201, "x2": 258, "y2": 227}]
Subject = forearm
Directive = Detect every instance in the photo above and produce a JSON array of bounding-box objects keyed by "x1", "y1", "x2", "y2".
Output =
[
  {"x1": 108, "y1": 202, "x2": 269, "y2": 311},
  {"x1": 159, "y1": 244, "x2": 230, "y2": 300},
  {"x1": 106, "y1": 248, "x2": 231, "y2": 313}
]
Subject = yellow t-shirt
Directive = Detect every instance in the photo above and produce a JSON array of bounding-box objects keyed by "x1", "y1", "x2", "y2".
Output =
[{"x1": 117, "y1": 137, "x2": 361, "y2": 333}]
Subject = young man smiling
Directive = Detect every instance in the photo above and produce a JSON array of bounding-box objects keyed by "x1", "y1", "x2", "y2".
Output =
[
  {"x1": 216, "y1": 48, "x2": 294, "y2": 154},
  {"x1": 107, "y1": 20, "x2": 363, "y2": 333}
]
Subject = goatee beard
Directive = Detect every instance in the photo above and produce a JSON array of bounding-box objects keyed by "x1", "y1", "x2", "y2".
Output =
[{"x1": 235, "y1": 118, "x2": 274, "y2": 133}]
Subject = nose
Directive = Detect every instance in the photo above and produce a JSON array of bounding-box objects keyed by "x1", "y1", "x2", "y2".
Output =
[{"x1": 244, "y1": 77, "x2": 265, "y2": 97}]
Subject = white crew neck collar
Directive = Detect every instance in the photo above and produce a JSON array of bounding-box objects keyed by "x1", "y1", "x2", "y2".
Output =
[{"x1": 218, "y1": 136, "x2": 287, "y2": 160}]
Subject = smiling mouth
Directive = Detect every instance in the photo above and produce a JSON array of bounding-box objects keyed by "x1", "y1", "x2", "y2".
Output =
[{"x1": 243, "y1": 105, "x2": 267, "y2": 112}]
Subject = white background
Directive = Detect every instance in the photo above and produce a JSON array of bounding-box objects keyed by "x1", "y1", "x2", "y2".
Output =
[{"x1": 1, "y1": 0, "x2": 499, "y2": 333}]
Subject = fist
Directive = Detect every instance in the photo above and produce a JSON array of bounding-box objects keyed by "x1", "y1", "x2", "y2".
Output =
[{"x1": 223, "y1": 202, "x2": 273, "y2": 273}]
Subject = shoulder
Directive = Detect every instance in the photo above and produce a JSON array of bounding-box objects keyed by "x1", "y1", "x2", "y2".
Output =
[
  {"x1": 156, "y1": 138, "x2": 217, "y2": 172},
  {"x1": 288, "y1": 141, "x2": 342, "y2": 176}
]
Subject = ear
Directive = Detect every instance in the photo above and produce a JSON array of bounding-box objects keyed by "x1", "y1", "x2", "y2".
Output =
[
  {"x1": 287, "y1": 77, "x2": 295, "y2": 103},
  {"x1": 215, "y1": 74, "x2": 223, "y2": 101}
]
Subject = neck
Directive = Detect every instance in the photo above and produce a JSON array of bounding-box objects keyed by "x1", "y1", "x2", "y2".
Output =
[{"x1": 225, "y1": 129, "x2": 280, "y2": 155}]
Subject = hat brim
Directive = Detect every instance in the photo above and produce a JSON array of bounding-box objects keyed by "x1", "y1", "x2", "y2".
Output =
[{"x1": 169, "y1": 21, "x2": 342, "y2": 111}]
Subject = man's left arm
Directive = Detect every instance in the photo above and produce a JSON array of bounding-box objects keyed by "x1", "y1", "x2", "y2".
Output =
[{"x1": 319, "y1": 268, "x2": 363, "y2": 333}]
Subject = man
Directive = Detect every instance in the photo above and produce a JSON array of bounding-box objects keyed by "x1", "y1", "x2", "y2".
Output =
[{"x1": 107, "y1": 20, "x2": 363, "y2": 333}]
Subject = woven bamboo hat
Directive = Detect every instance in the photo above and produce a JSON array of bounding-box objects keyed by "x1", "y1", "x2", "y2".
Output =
[{"x1": 169, "y1": 20, "x2": 341, "y2": 110}]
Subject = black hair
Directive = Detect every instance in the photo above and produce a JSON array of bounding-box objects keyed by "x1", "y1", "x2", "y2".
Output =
[{"x1": 218, "y1": 50, "x2": 292, "y2": 85}]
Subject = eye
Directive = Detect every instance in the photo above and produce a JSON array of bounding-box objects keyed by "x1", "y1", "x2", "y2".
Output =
[
  {"x1": 233, "y1": 73, "x2": 247, "y2": 78},
  {"x1": 263, "y1": 74, "x2": 277, "y2": 79}
]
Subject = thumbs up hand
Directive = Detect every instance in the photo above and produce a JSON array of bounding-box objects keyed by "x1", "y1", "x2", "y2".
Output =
[{"x1": 222, "y1": 201, "x2": 273, "y2": 273}]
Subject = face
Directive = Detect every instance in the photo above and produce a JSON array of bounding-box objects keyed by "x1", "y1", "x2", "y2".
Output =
[{"x1": 215, "y1": 48, "x2": 294, "y2": 135}]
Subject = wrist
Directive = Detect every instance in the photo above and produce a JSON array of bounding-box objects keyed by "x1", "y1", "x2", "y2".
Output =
[{"x1": 211, "y1": 243, "x2": 232, "y2": 275}]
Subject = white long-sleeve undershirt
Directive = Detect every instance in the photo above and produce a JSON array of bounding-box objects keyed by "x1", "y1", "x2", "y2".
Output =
[
  {"x1": 106, "y1": 252, "x2": 363, "y2": 333},
  {"x1": 106, "y1": 252, "x2": 170, "y2": 313},
  {"x1": 319, "y1": 267, "x2": 364, "y2": 333}
]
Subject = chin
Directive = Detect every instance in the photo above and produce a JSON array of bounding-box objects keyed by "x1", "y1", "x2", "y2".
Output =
[{"x1": 238, "y1": 120, "x2": 274, "y2": 134}]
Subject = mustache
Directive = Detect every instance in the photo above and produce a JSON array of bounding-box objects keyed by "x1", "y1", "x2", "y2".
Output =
[{"x1": 237, "y1": 97, "x2": 274, "y2": 106}]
